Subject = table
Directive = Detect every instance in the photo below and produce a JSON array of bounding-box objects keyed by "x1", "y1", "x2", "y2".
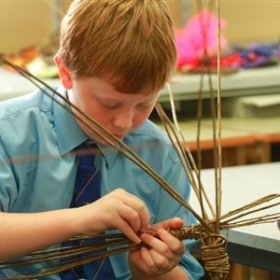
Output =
[
  {"x1": 190, "y1": 162, "x2": 280, "y2": 273},
  {"x1": 159, "y1": 65, "x2": 280, "y2": 102},
  {"x1": 0, "y1": 68, "x2": 59, "y2": 101},
  {"x1": 157, "y1": 117, "x2": 280, "y2": 167},
  {"x1": 1, "y1": 65, "x2": 280, "y2": 101}
]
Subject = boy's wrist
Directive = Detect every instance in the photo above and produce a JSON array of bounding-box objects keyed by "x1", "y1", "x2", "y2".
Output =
[{"x1": 131, "y1": 265, "x2": 189, "y2": 280}]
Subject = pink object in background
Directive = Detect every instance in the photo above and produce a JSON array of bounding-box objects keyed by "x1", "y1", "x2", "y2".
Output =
[{"x1": 175, "y1": 9, "x2": 227, "y2": 69}]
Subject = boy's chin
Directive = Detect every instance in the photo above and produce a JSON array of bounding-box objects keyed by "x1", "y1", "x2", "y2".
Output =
[{"x1": 89, "y1": 134, "x2": 123, "y2": 146}]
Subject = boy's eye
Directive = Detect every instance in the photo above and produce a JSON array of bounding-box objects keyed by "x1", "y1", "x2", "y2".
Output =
[
  {"x1": 138, "y1": 102, "x2": 154, "y2": 109},
  {"x1": 102, "y1": 101, "x2": 120, "y2": 108}
]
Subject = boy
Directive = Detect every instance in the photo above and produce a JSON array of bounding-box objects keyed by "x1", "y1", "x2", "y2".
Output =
[{"x1": 0, "y1": 0, "x2": 203, "y2": 279}]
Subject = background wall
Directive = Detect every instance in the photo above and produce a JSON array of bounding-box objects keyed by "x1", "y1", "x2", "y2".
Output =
[
  {"x1": 219, "y1": 0, "x2": 280, "y2": 44},
  {"x1": 0, "y1": 1, "x2": 53, "y2": 53},
  {"x1": 168, "y1": 0, "x2": 280, "y2": 45},
  {"x1": 0, "y1": 0, "x2": 279, "y2": 54}
]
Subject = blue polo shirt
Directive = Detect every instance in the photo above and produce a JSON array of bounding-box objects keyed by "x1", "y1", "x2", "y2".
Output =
[{"x1": 0, "y1": 87, "x2": 204, "y2": 279}]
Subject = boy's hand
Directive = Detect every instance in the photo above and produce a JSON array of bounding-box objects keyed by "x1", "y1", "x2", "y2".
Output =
[
  {"x1": 129, "y1": 218, "x2": 186, "y2": 279},
  {"x1": 76, "y1": 188, "x2": 151, "y2": 244}
]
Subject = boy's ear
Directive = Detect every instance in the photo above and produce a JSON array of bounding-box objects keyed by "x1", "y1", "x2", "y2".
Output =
[{"x1": 54, "y1": 54, "x2": 72, "y2": 89}]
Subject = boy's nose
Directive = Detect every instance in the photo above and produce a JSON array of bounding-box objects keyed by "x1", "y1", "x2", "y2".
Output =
[{"x1": 113, "y1": 110, "x2": 134, "y2": 131}]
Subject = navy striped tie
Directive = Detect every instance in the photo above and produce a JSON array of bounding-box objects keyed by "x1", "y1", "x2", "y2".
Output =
[{"x1": 60, "y1": 143, "x2": 115, "y2": 280}]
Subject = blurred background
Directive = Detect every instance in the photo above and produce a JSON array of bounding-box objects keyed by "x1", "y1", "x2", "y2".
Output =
[{"x1": 0, "y1": 0, "x2": 279, "y2": 53}]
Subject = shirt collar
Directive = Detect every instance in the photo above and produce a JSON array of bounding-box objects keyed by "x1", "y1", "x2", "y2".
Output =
[
  {"x1": 53, "y1": 87, "x2": 87, "y2": 154},
  {"x1": 53, "y1": 87, "x2": 119, "y2": 167}
]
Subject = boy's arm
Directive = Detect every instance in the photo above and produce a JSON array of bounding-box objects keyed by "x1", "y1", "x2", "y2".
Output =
[
  {"x1": 0, "y1": 209, "x2": 80, "y2": 261},
  {"x1": 0, "y1": 189, "x2": 151, "y2": 262}
]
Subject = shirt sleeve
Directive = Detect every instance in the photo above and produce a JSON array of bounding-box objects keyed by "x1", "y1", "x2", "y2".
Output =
[{"x1": 0, "y1": 142, "x2": 18, "y2": 212}]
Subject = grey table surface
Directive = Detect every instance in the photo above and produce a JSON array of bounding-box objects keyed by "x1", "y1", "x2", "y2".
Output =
[
  {"x1": 190, "y1": 162, "x2": 280, "y2": 272},
  {"x1": 1, "y1": 65, "x2": 280, "y2": 101}
]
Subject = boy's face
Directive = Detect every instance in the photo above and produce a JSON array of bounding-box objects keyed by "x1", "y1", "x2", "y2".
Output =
[{"x1": 68, "y1": 76, "x2": 160, "y2": 145}]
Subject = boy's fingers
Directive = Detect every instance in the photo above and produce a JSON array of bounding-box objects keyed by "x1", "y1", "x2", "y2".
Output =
[{"x1": 152, "y1": 217, "x2": 184, "y2": 231}]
